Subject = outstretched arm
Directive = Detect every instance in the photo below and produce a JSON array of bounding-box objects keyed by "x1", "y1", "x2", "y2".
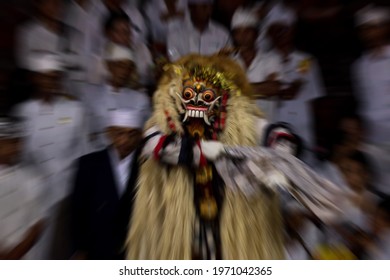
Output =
[{"x1": 141, "y1": 126, "x2": 226, "y2": 167}]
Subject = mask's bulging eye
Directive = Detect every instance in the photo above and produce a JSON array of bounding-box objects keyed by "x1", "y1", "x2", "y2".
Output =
[
  {"x1": 183, "y1": 88, "x2": 195, "y2": 100},
  {"x1": 202, "y1": 90, "x2": 215, "y2": 102}
]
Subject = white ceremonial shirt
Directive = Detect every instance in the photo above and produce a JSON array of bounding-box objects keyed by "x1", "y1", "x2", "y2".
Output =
[
  {"x1": 352, "y1": 46, "x2": 390, "y2": 195},
  {"x1": 108, "y1": 148, "x2": 135, "y2": 197},
  {"x1": 272, "y1": 50, "x2": 325, "y2": 149},
  {"x1": 167, "y1": 17, "x2": 231, "y2": 62},
  {"x1": 15, "y1": 20, "x2": 83, "y2": 72},
  {"x1": 63, "y1": 1, "x2": 106, "y2": 85},
  {"x1": 132, "y1": 42, "x2": 155, "y2": 88},
  {"x1": 145, "y1": 0, "x2": 189, "y2": 45},
  {"x1": 233, "y1": 51, "x2": 281, "y2": 122},
  {"x1": 352, "y1": 45, "x2": 390, "y2": 145},
  {"x1": 11, "y1": 98, "x2": 88, "y2": 208},
  {"x1": 0, "y1": 164, "x2": 44, "y2": 251}
]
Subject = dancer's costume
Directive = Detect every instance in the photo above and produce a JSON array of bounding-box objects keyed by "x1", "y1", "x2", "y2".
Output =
[{"x1": 126, "y1": 55, "x2": 346, "y2": 260}]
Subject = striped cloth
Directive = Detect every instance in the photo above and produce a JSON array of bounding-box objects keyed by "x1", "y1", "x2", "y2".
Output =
[{"x1": 215, "y1": 147, "x2": 351, "y2": 224}]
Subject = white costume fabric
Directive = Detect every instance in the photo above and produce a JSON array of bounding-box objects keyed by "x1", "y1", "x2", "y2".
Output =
[
  {"x1": 215, "y1": 146, "x2": 352, "y2": 223},
  {"x1": 167, "y1": 17, "x2": 231, "y2": 61}
]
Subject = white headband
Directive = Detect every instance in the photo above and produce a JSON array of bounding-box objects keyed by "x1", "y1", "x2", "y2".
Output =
[
  {"x1": 355, "y1": 5, "x2": 390, "y2": 27},
  {"x1": 265, "y1": 5, "x2": 297, "y2": 28},
  {"x1": 231, "y1": 8, "x2": 258, "y2": 29},
  {"x1": 106, "y1": 109, "x2": 144, "y2": 129},
  {"x1": 27, "y1": 53, "x2": 64, "y2": 73},
  {"x1": 105, "y1": 43, "x2": 134, "y2": 62}
]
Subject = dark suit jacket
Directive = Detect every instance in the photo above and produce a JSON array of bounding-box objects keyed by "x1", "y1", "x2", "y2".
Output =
[{"x1": 71, "y1": 147, "x2": 140, "y2": 260}]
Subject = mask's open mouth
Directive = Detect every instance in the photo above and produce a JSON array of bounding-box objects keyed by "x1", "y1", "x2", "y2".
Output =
[
  {"x1": 183, "y1": 105, "x2": 210, "y2": 124},
  {"x1": 178, "y1": 92, "x2": 221, "y2": 126}
]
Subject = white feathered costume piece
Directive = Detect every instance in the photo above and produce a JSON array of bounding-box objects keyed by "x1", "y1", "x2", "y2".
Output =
[{"x1": 216, "y1": 147, "x2": 348, "y2": 223}]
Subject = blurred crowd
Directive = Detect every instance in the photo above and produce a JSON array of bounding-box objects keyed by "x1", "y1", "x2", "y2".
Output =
[{"x1": 0, "y1": 0, "x2": 389, "y2": 260}]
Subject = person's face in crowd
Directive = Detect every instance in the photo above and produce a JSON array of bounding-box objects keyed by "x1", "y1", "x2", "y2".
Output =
[
  {"x1": 358, "y1": 23, "x2": 390, "y2": 49},
  {"x1": 106, "y1": 60, "x2": 135, "y2": 87},
  {"x1": 372, "y1": 207, "x2": 390, "y2": 235},
  {"x1": 339, "y1": 158, "x2": 369, "y2": 193},
  {"x1": 103, "y1": 0, "x2": 124, "y2": 11},
  {"x1": 339, "y1": 117, "x2": 364, "y2": 143},
  {"x1": 32, "y1": 71, "x2": 62, "y2": 95},
  {"x1": 107, "y1": 19, "x2": 131, "y2": 47},
  {"x1": 0, "y1": 138, "x2": 22, "y2": 165},
  {"x1": 232, "y1": 27, "x2": 258, "y2": 49},
  {"x1": 36, "y1": 0, "x2": 62, "y2": 20},
  {"x1": 189, "y1": 3, "x2": 213, "y2": 27},
  {"x1": 268, "y1": 23, "x2": 295, "y2": 49},
  {"x1": 106, "y1": 126, "x2": 142, "y2": 159},
  {"x1": 75, "y1": 0, "x2": 89, "y2": 8}
]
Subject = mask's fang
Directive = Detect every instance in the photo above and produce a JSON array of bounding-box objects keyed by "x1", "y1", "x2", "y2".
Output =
[
  {"x1": 183, "y1": 111, "x2": 189, "y2": 122},
  {"x1": 203, "y1": 113, "x2": 211, "y2": 126}
]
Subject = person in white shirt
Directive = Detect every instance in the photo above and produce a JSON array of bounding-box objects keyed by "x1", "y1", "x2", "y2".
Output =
[
  {"x1": 98, "y1": 0, "x2": 148, "y2": 45},
  {"x1": 104, "y1": 13, "x2": 154, "y2": 89},
  {"x1": 266, "y1": 14, "x2": 326, "y2": 159},
  {"x1": 11, "y1": 53, "x2": 88, "y2": 259},
  {"x1": 256, "y1": 0, "x2": 298, "y2": 52},
  {"x1": 167, "y1": 0, "x2": 231, "y2": 62},
  {"x1": 80, "y1": 44, "x2": 151, "y2": 152},
  {"x1": 0, "y1": 116, "x2": 46, "y2": 259},
  {"x1": 229, "y1": 8, "x2": 283, "y2": 122},
  {"x1": 16, "y1": 0, "x2": 82, "y2": 74},
  {"x1": 352, "y1": 5, "x2": 390, "y2": 196},
  {"x1": 144, "y1": 0, "x2": 189, "y2": 57},
  {"x1": 63, "y1": 0, "x2": 106, "y2": 86},
  {"x1": 283, "y1": 201, "x2": 323, "y2": 260}
]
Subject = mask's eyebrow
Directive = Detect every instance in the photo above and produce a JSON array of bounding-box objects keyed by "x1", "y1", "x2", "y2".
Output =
[
  {"x1": 182, "y1": 85, "x2": 194, "y2": 91},
  {"x1": 202, "y1": 88, "x2": 217, "y2": 94}
]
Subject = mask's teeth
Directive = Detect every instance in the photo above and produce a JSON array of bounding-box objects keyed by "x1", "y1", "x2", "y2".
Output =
[
  {"x1": 183, "y1": 111, "x2": 189, "y2": 122},
  {"x1": 195, "y1": 111, "x2": 200, "y2": 118},
  {"x1": 200, "y1": 111, "x2": 204, "y2": 118},
  {"x1": 203, "y1": 113, "x2": 211, "y2": 126}
]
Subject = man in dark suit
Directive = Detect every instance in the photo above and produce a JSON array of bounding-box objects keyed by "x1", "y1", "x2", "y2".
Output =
[{"x1": 71, "y1": 109, "x2": 144, "y2": 260}]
